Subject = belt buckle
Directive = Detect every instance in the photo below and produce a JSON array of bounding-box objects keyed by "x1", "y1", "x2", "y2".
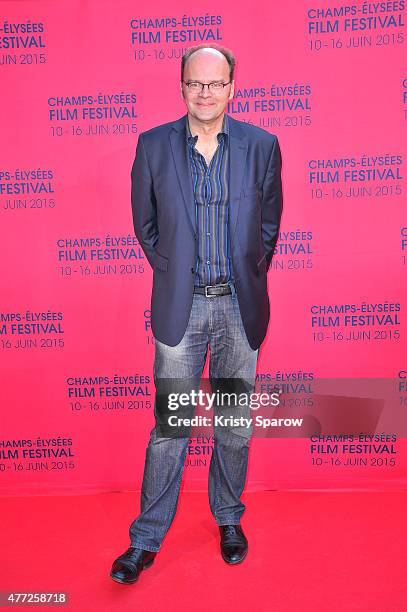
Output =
[{"x1": 204, "y1": 283, "x2": 229, "y2": 297}]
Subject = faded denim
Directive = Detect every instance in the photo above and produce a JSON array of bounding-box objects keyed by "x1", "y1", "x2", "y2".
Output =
[{"x1": 129, "y1": 283, "x2": 258, "y2": 552}]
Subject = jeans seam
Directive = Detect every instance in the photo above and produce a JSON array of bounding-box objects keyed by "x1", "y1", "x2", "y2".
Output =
[
  {"x1": 167, "y1": 444, "x2": 188, "y2": 528},
  {"x1": 130, "y1": 441, "x2": 188, "y2": 552},
  {"x1": 213, "y1": 440, "x2": 222, "y2": 522}
]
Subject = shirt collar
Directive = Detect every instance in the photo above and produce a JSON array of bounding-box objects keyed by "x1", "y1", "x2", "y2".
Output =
[{"x1": 186, "y1": 113, "x2": 229, "y2": 146}]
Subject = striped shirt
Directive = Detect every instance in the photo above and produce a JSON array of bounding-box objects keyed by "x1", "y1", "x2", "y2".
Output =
[{"x1": 186, "y1": 114, "x2": 233, "y2": 287}]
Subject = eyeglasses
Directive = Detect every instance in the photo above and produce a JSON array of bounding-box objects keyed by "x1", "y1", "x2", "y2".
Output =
[{"x1": 182, "y1": 80, "x2": 231, "y2": 94}]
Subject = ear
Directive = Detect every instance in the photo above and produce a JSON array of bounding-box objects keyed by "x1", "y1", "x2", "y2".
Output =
[
  {"x1": 180, "y1": 81, "x2": 185, "y2": 99},
  {"x1": 229, "y1": 79, "x2": 235, "y2": 100}
]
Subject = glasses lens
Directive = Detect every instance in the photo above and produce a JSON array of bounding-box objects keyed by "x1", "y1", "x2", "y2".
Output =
[
  {"x1": 185, "y1": 82, "x2": 228, "y2": 93},
  {"x1": 187, "y1": 82, "x2": 201, "y2": 92}
]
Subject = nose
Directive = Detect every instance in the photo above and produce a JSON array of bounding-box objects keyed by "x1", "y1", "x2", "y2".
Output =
[{"x1": 199, "y1": 85, "x2": 212, "y2": 98}]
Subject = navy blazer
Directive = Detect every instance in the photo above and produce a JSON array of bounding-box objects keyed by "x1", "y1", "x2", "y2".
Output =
[{"x1": 131, "y1": 113, "x2": 283, "y2": 350}]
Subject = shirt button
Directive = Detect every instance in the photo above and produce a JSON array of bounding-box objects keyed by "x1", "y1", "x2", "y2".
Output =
[
  {"x1": 207, "y1": 232, "x2": 210, "y2": 236},
  {"x1": 206, "y1": 261, "x2": 210, "y2": 265}
]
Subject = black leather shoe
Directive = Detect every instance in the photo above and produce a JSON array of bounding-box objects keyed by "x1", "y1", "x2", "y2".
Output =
[
  {"x1": 110, "y1": 547, "x2": 156, "y2": 584},
  {"x1": 219, "y1": 524, "x2": 248, "y2": 564}
]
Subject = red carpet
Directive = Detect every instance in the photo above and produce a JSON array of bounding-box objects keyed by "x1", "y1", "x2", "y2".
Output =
[{"x1": 2, "y1": 491, "x2": 406, "y2": 611}]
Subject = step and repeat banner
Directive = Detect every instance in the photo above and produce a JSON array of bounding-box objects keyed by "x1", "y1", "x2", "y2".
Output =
[{"x1": 1, "y1": 0, "x2": 406, "y2": 495}]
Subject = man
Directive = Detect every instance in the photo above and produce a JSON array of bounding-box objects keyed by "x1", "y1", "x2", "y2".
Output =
[{"x1": 111, "y1": 43, "x2": 283, "y2": 584}]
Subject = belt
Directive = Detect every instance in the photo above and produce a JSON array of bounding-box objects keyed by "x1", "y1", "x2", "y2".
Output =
[{"x1": 194, "y1": 283, "x2": 232, "y2": 297}]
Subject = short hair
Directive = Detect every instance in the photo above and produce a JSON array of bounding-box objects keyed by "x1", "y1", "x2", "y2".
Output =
[{"x1": 181, "y1": 44, "x2": 236, "y2": 82}]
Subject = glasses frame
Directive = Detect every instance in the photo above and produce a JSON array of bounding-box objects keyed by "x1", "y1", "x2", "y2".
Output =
[{"x1": 182, "y1": 80, "x2": 232, "y2": 93}]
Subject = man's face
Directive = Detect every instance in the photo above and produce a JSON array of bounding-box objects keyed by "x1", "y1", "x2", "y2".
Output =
[{"x1": 180, "y1": 49, "x2": 235, "y2": 124}]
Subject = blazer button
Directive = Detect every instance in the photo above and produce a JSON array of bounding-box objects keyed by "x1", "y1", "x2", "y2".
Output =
[{"x1": 191, "y1": 267, "x2": 194, "y2": 274}]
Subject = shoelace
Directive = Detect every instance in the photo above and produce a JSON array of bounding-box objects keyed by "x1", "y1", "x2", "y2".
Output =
[
  {"x1": 221, "y1": 526, "x2": 246, "y2": 545},
  {"x1": 118, "y1": 547, "x2": 144, "y2": 567}
]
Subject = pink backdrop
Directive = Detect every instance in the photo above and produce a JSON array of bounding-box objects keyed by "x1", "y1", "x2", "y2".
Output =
[{"x1": 1, "y1": 0, "x2": 406, "y2": 495}]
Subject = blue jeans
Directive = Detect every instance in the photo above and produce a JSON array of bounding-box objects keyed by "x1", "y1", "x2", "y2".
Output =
[{"x1": 129, "y1": 283, "x2": 259, "y2": 552}]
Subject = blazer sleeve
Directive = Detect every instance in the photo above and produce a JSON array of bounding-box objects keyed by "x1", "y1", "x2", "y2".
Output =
[
  {"x1": 131, "y1": 133, "x2": 159, "y2": 269},
  {"x1": 262, "y1": 136, "x2": 283, "y2": 271}
]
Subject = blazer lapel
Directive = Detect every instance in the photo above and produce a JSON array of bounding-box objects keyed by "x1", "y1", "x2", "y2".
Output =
[
  {"x1": 169, "y1": 115, "x2": 196, "y2": 234},
  {"x1": 228, "y1": 115, "x2": 248, "y2": 239}
]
